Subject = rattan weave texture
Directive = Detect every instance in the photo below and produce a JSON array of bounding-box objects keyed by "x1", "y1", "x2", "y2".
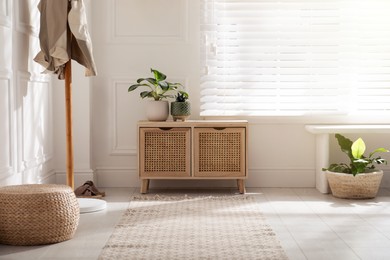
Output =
[
  {"x1": 142, "y1": 128, "x2": 190, "y2": 177},
  {"x1": 198, "y1": 132, "x2": 241, "y2": 172},
  {"x1": 326, "y1": 170, "x2": 383, "y2": 199},
  {"x1": 195, "y1": 128, "x2": 245, "y2": 177},
  {"x1": 0, "y1": 184, "x2": 80, "y2": 246}
]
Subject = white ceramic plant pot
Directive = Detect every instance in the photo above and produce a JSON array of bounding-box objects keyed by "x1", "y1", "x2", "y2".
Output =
[{"x1": 146, "y1": 100, "x2": 169, "y2": 121}]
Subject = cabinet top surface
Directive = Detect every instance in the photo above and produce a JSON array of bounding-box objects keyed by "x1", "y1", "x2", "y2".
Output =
[{"x1": 138, "y1": 120, "x2": 248, "y2": 127}]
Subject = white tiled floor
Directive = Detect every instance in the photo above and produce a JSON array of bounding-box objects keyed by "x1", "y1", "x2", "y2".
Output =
[
  {"x1": 255, "y1": 188, "x2": 390, "y2": 260},
  {"x1": 1, "y1": 187, "x2": 390, "y2": 260}
]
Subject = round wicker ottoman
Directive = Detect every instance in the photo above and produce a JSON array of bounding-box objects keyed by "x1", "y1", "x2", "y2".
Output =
[{"x1": 0, "y1": 184, "x2": 80, "y2": 246}]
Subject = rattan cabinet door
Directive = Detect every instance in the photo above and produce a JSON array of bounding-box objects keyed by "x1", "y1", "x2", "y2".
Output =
[
  {"x1": 194, "y1": 127, "x2": 246, "y2": 177},
  {"x1": 139, "y1": 127, "x2": 191, "y2": 177}
]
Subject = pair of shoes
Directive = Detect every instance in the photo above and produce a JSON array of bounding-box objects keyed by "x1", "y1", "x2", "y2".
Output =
[
  {"x1": 74, "y1": 181, "x2": 105, "y2": 198},
  {"x1": 83, "y1": 181, "x2": 106, "y2": 197}
]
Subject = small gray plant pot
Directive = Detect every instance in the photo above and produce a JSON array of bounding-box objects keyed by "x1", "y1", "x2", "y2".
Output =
[{"x1": 171, "y1": 101, "x2": 191, "y2": 121}]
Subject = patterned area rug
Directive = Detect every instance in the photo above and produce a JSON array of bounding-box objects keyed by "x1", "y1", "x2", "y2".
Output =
[{"x1": 99, "y1": 194, "x2": 288, "y2": 260}]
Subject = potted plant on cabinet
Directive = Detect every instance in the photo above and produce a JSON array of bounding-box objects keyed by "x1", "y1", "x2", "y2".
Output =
[
  {"x1": 128, "y1": 68, "x2": 183, "y2": 121},
  {"x1": 322, "y1": 134, "x2": 389, "y2": 199},
  {"x1": 171, "y1": 91, "x2": 190, "y2": 121}
]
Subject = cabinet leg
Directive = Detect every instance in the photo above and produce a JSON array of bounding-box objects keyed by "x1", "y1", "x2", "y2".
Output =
[
  {"x1": 141, "y1": 179, "x2": 150, "y2": 194},
  {"x1": 237, "y1": 179, "x2": 246, "y2": 194}
]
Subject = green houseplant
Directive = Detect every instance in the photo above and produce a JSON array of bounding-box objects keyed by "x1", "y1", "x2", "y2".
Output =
[
  {"x1": 323, "y1": 134, "x2": 389, "y2": 199},
  {"x1": 128, "y1": 68, "x2": 183, "y2": 121},
  {"x1": 128, "y1": 68, "x2": 183, "y2": 101},
  {"x1": 171, "y1": 91, "x2": 190, "y2": 121}
]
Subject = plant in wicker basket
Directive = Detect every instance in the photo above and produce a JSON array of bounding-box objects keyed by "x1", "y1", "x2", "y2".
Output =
[
  {"x1": 171, "y1": 91, "x2": 191, "y2": 121},
  {"x1": 322, "y1": 134, "x2": 389, "y2": 199}
]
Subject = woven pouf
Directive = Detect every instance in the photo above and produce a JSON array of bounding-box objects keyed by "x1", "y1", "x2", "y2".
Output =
[{"x1": 0, "y1": 184, "x2": 80, "y2": 246}]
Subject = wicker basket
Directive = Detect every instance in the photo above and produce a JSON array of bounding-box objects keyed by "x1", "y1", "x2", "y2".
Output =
[
  {"x1": 325, "y1": 170, "x2": 383, "y2": 199},
  {"x1": 0, "y1": 184, "x2": 80, "y2": 246}
]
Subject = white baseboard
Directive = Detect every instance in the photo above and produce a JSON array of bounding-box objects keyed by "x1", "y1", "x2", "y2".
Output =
[
  {"x1": 247, "y1": 168, "x2": 315, "y2": 188},
  {"x1": 55, "y1": 167, "x2": 390, "y2": 188},
  {"x1": 380, "y1": 169, "x2": 390, "y2": 188},
  {"x1": 38, "y1": 169, "x2": 57, "y2": 184},
  {"x1": 93, "y1": 167, "x2": 317, "y2": 188},
  {"x1": 0, "y1": 169, "x2": 57, "y2": 186},
  {"x1": 55, "y1": 169, "x2": 95, "y2": 188},
  {"x1": 95, "y1": 167, "x2": 139, "y2": 187}
]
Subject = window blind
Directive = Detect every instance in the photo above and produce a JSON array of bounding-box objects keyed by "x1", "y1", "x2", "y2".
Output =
[{"x1": 200, "y1": 0, "x2": 390, "y2": 116}]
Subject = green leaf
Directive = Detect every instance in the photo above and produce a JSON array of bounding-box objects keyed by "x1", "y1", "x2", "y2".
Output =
[
  {"x1": 158, "y1": 81, "x2": 169, "y2": 91},
  {"x1": 178, "y1": 91, "x2": 189, "y2": 99},
  {"x1": 128, "y1": 83, "x2": 148, "y2": 92},
  {"x1": 167, "y1": 82, "x2": 183, "y2": 89},
  {"x1": 128, "y1": 83, "x2": 152, "y2": 92},
  {"x1": 136, "y1": 78, "x2": 146, "y2": 84},
  {"x1": 351, "y1": 138, "x2": 365, "y2": 159},
  {"x1": 373, "y1": 157, "x2": 387, "y2": 165},
  {"x1": 128, "y1": 84, "x2": 139, "y2": 92},
  {"x1": 144, "y1": 78, "x2": 157, "y2": 86},
  {"x1": 140, "y1": 91, "x2": 152, "y2": 99},
  {"x1": 369, "y1": 148, "x2": 389, "y2": 158},
  {"x1": 151, "y1": 69, "x2": 166, "y2": 81},
  {"x1": 161, "y1": 94, "x2": 175, "y2": 99},
  {"x1": 351, "y1": 162, "x2": 367, "y2": 175},
  {"x1": 354, "y1": 158, "x2": 369, "y2": 164},
  {"x1": 335, "y1": 134, "x2": 354, "y2": 160},
  {"x1": 323, "y1": 163, "x2": 351, "y2": 173}
]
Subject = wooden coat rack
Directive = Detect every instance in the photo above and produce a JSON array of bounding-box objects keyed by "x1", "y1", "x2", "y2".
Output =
[{"x1": 65, "y1": 61, "x2": 74, "y2": 190}]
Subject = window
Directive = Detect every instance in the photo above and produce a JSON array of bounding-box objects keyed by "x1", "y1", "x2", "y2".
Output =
[{"x1": 200, "y1": 0, "x2": 390, "y2": 116}]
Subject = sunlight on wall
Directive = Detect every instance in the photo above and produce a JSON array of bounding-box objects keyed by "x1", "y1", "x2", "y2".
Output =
[
  {"x1": 22, "y1": 80, "x2": 52, "y2": 172},
  {"x1": 0, "y1": 79, "x2": 10, "y2": 171},
  {"x1": 0, "y1": 0, "x2": 54, "y2": 185}
]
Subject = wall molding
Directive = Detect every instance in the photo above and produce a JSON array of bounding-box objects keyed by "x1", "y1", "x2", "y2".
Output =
[
  {"x1": 109, "y1": 76, "x2": 190, "y2": 156},
  {"x1": 16, "y1": 20, "x2": 38, "y2": 37},
  {"x1": 109, "y1": 0, "x2": 189, "y2": 44},
  {"x1": 17, "y1": 72, "x2": 53, "y2": 173},
  {"x1": 110, "y1": 78, "x2": 137, "y2": 156},
  {"x1": 0, "y1": 0, "x2": 11, "y2": 28},
  {"x1": 0, "y1": 72, "x2": 13, "y2": 178},
  {"x1": 55, "y1": 168, "x2": 95, "y2": 187},
  {"x1": 15, "y1": 0, "x2": 39, "y2": 36}
]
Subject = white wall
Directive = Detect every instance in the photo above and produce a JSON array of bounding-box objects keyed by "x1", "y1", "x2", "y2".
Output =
[
  {"x1": 2, "y1": 0, "x2": 389, "y2": 189},
  {"x1": 90, "y1": 0, "x2": 390, "y2": 189},
  {"x1": 91, "y1": 0, "x2": 201, "y2": 187},
  {"x1": 0, "y1": 0, "x2": 55, "y2": 186}
]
